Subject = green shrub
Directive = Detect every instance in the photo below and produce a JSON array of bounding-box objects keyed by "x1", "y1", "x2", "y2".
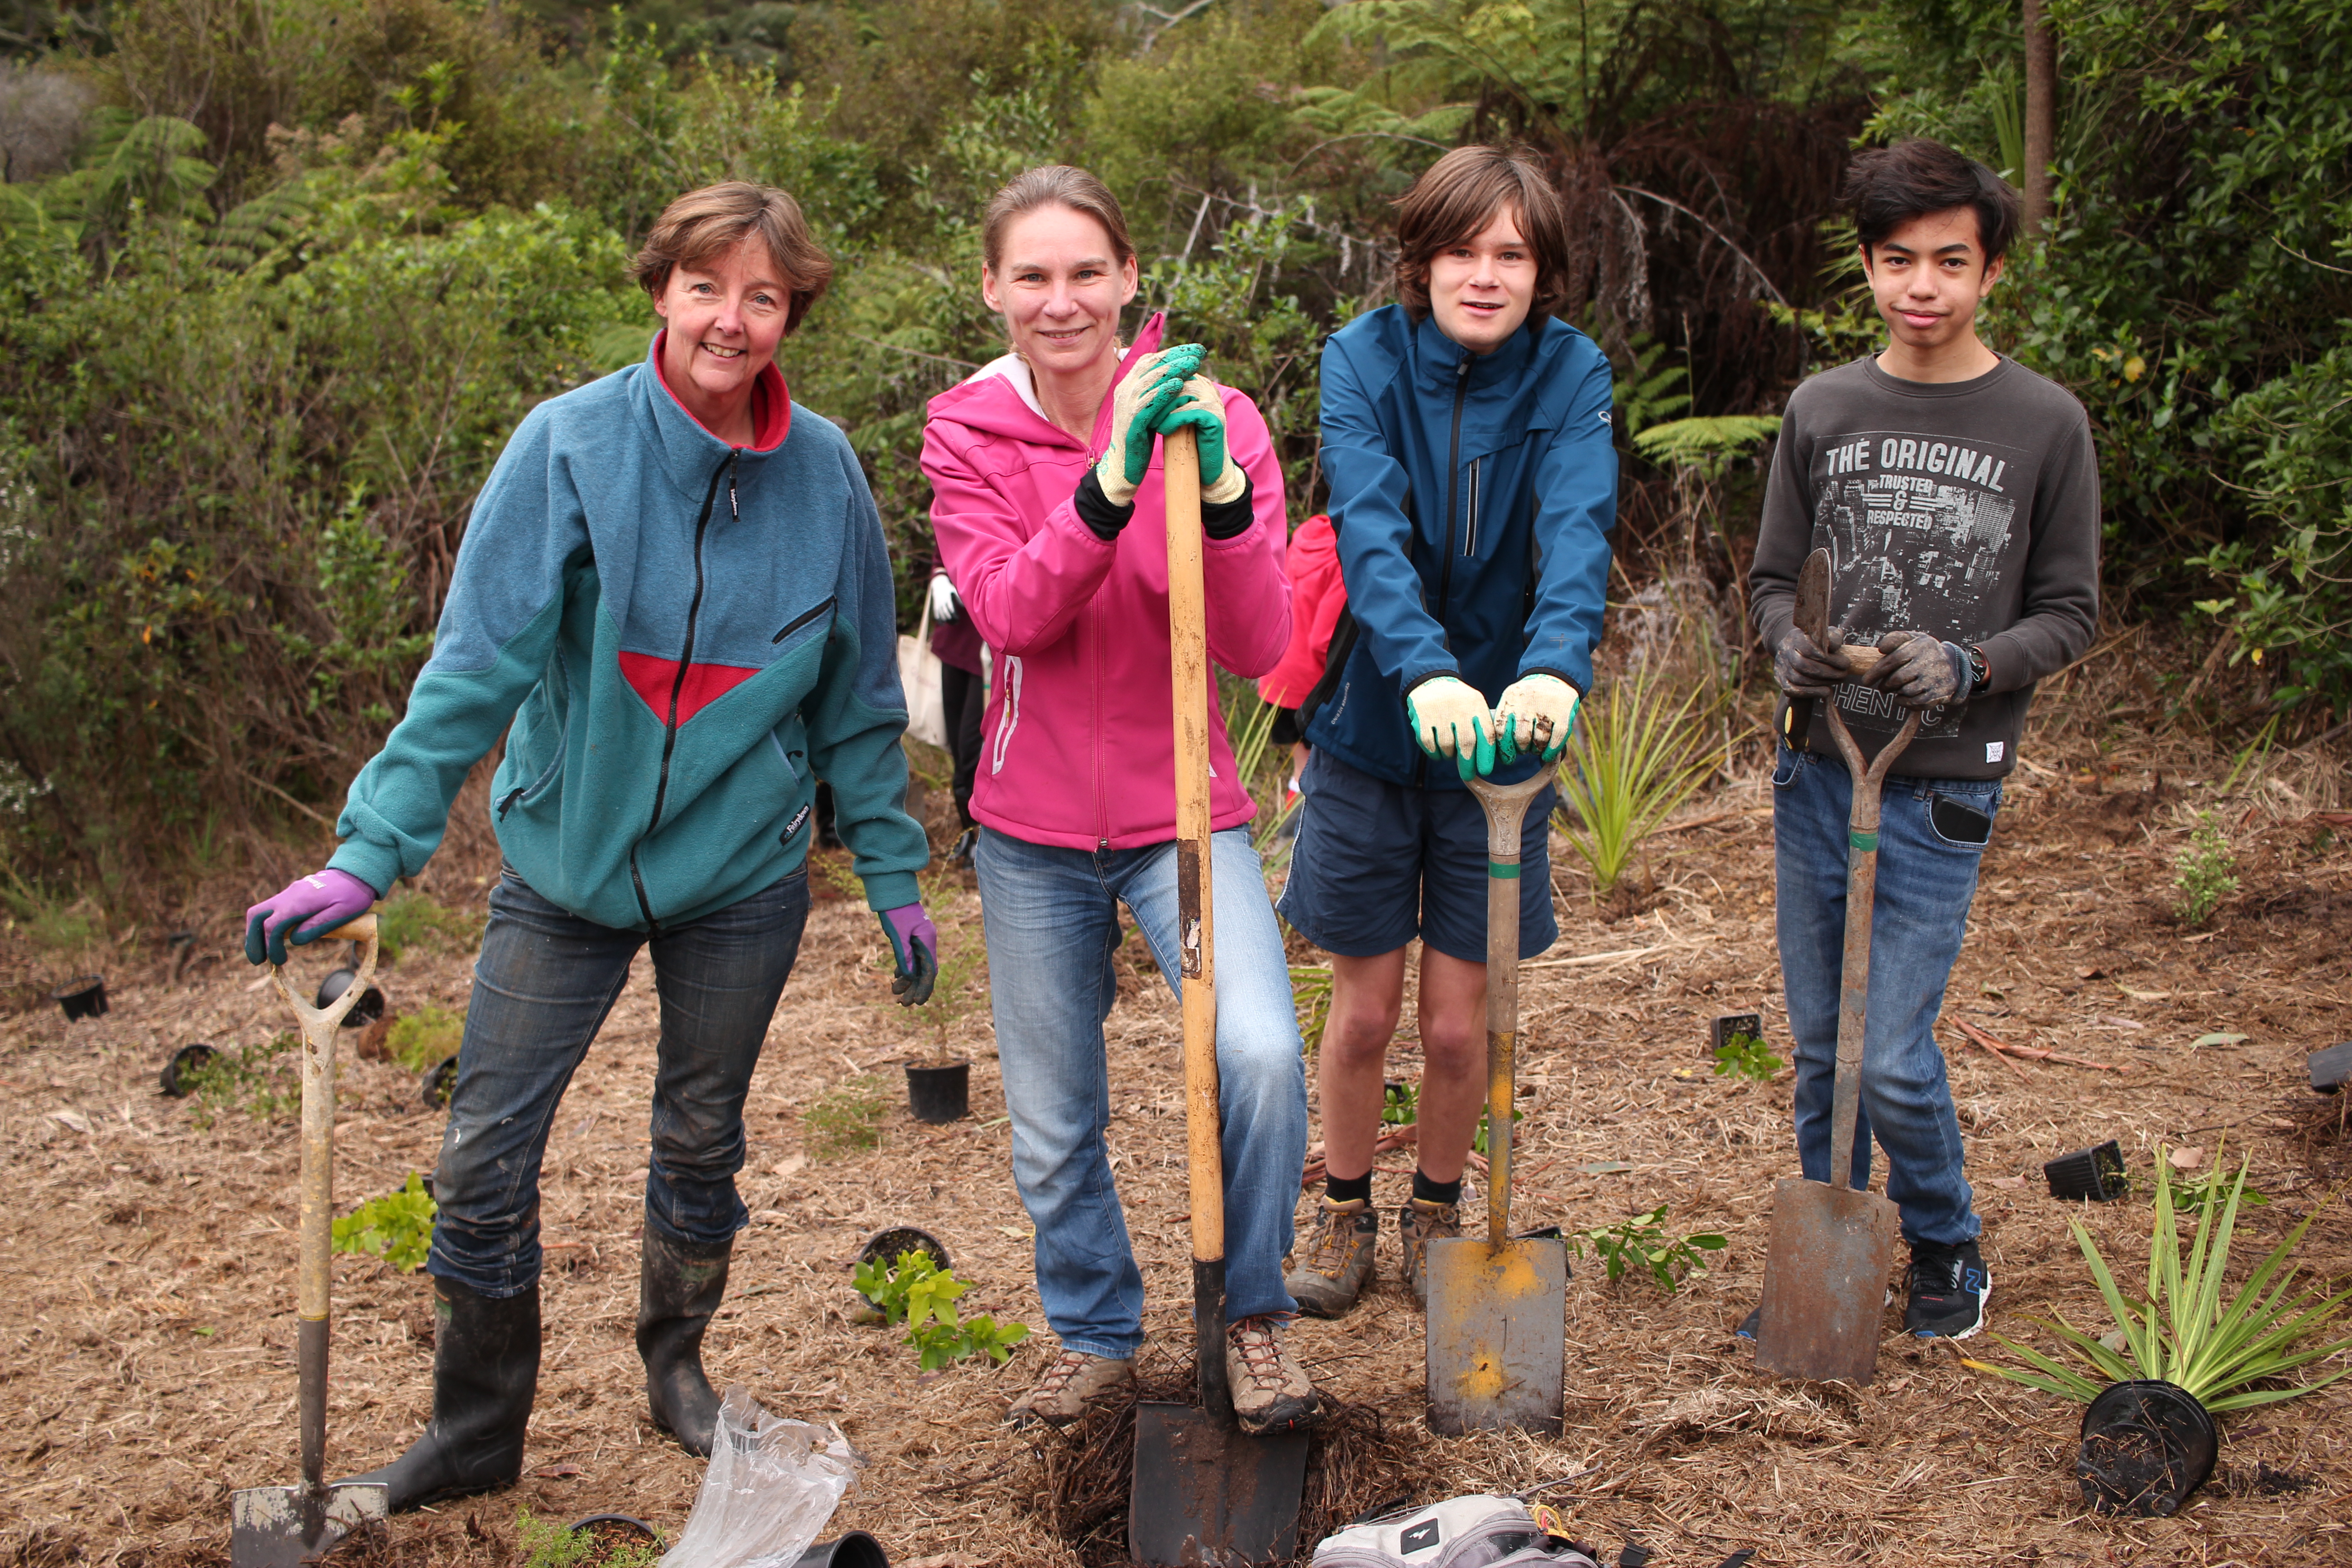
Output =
[
  {"x1": 385, "y1": 1005, "x2": 465, "y2": 1072},
  {"x1": 2172, "y1": 813, "x2": 2239, "y2": 926},
  {"x1": 1711, "y1": 1030, "x2": 1783, "y2": 1081},
  {"x1": 180, "y1": 1034, "x2": 300, "y2": 1125},
  {"x1": 850, "y1": 1249, "x2": 1030, "y2": 1370},
  {"x1": 332, "y1": 1173, "x2": 436, "y2": 1272},
  {"x1": 1552, "y1": 669, "x2": 1729, "y2": 904},
  {"x1": 376, "y1": 892, "x2": 486, "y2": 962},
  {"x1": 514, "y1": 1505, "x2": 663, "y2": 1568},
  {"x1": 1568, "y1": 1205, "x2": 1729, "y2": 1293},
  {"x1": 804, "y1": 1074, "x2": 889, "y2": 1157}
]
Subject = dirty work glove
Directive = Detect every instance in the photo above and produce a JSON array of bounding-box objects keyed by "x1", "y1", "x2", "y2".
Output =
[
  {"x1": 1772, "y1": 624, "x2": 1851, "y2": 697},
  {"x1": 1495, "y1": 673, "x2": 1581, "y2": 764},
  {"x1": 879, "y1": 904, "x2": 939, "y2": 1006},
  {"x1": 1154, "y1": 375, "x2": 1247, "y2": 505},
  {"x1": 1094, "y1": 344, "x2": 1203, "y2": 507},
  {"x1": 245, "y1": 868, "x2": 379, "y2": 967},
  {"x1": 928, "y1": 569, "x2": 959, "y2": 622},
  {"x1": 1406, "y1": 675, "x2": 1498, "y2": 782},
  {"x1": 1867, "y1": 630, "x2": 1968, "y2": 707}
]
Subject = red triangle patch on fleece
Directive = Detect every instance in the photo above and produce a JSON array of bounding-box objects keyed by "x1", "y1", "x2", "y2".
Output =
[{"x1": 617, "y1": 652, "x2": 763, "y2": 726}]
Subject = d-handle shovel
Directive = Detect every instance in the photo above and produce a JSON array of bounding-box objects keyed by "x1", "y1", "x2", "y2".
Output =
[
  {"x1": 232, "y1": 911, "x2": 391, "y2": 1566},
  {"x1": 1755, "y1": 548, "x2": 1918, "y2": 1386},
  {"x1": 1424, "y1": 770, "x2": 1569, "y2": 1436},
  {"x1": 1128, "y1": 428, "x2": 1309, "y2": 1568}
]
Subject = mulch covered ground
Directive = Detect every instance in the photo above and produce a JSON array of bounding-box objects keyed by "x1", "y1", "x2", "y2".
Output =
[{"x1": 4, "y1": 668, "x2": 2348, "y2": 1568}]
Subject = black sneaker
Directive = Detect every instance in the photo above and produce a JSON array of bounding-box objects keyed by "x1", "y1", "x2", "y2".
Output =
[{"x1": 1904, "y1": 1239, "x2": 1989, "y2": 1338}]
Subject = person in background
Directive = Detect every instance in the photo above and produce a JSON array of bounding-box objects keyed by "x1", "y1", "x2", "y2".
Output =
[
  {"x1": 927, "y1": 560, "x2": 988, "y2": 864},
  {"x1": 240, "y1": 182, "x2": 936, "y2": 1506},
  {"x1": 1280, "y1": 143, "x2": 1617, "y2": 1321},
  {"x1": 1746, "y1": 139, "x2": 2098, "y2": 1341},
  {"x1": 924, "y1": 164, "x2": 1321, "y2": 1437},
  {"x1": 1255, "y1": 511, "x2": 1343, "y2": 823}
]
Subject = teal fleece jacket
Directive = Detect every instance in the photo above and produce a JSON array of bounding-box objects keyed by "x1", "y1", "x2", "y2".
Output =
[{"x1": 328, "y1": 335, "x2": 928, "y2": 930}]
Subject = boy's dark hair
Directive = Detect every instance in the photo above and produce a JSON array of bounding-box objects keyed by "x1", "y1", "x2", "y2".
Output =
[
  {"x1": 1392, "y1": 144, "x2": 1573, "y2": 322},
  {"x1": 1843, "y1": 140, "x2": 2021, "y2": 265}
]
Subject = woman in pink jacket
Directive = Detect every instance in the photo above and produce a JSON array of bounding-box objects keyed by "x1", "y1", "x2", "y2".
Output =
[{"x1": 924, "y1": 165, "x2": 1320, "y2": 1437}]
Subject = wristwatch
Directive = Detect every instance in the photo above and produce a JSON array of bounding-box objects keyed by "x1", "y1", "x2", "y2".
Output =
[{"x1": 1966, "y1": 644, "x2": 1990, "y2": 695}]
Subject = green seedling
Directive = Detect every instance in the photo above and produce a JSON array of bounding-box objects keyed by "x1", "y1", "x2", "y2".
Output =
[
  {"x1": 1712, "y1": 1030, "x2": 1783, "y2": 1081},
  {"x1": 1289, "y1": 964, "x2": 1333, "y2": 1054},
  {"x1": 803, "y1": 1074, "x2": 889, "y2": 1157},
  {"x1": 179, "y1": 1033, "x2": 299, "y2": 1125},
  {"x1": 1567, "y1": 1204, "x2": 1727, "y2": 1293},
  {"x1": 2172, "y1": 812, "x2": 2239, "y2": 926},
  {"x1": 1470, "y1": 1103, "x2": 1524, "y2": 1155},
  {"x1": 851, "y1": 1249, "x2": 1030, "y2": 1371},
  {"x1": 1381, "y1": 1081, "x2": 1419, "y2": 1127},
  {"x1": 332, "y1": 1172, "x2": 436, "y2": 1271},
  {"x1": 514, "y1": 1504, "x2": 663, "y2": 1568},
  {"x1": 2171, "y1": 1161, "x2": 2269, "y2": 1215},
  {"x1": 385, "y1": 1004, "x2": 464, "y2": 1072}
]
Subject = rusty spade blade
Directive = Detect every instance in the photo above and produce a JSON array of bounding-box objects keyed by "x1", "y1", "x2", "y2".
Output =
[{"x1": 1425, "y1": 770, "x2": 1568, "y2": 1436}]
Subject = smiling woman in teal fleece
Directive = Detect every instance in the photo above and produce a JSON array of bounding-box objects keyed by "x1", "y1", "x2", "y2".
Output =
[{"x1": 239, "y1": 182, "x2": 936, "y2": 1505}]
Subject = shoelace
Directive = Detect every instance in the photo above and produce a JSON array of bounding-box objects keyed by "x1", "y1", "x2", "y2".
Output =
[
  {"x1": 1227, "y1": 1319, "x2": 1290, "y2": 1388},
  {"x1": 1304, "y1": 1207, "x2": 1364, "y2": 1274},
  {"x1": 1030, "y1": 1349, "x2": 1093, "y2": 1397}
]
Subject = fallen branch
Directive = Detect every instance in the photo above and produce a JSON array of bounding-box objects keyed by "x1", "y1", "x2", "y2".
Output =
[
  {"x1": 1522, "y1": 939, "x2": 1700, "y2": 971},
  {"x1": 1956, "y1": 1018, "x2": 2127, "y2": 1073},
  {"x1": 1956, "y1": 1018, "x2": 2033, "y2": 1080}
]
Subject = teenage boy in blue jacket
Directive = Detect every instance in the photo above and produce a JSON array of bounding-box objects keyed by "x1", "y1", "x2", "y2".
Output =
[{"x1": 1282, "y1": 144, "x2": 1617, "y2": 1315}]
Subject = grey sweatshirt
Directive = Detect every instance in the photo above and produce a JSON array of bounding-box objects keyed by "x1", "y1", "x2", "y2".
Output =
[{"x1": 1749, "y1": 354, "x2": 2101, "y2": 780}]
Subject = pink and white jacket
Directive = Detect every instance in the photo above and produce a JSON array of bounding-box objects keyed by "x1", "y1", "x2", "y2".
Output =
[{"x1": 923, "y1": 314, "x2": 1292, "y2": 851}]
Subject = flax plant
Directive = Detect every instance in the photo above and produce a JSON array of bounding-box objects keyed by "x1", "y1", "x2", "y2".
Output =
[
  {"x1": 1971, "y1": 1142, "x2": 2352, "y2": 1412},
  {"x1": 1551, "y1": 667, "x2": 1728, "y2": 902}
]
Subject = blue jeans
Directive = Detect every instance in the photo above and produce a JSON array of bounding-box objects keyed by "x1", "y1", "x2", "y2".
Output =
[
  {"x1": 1773, "y1": 747, "x2": 2001, "y2": 1249},
  {"x1": 428, "y1": 864, "x2": 811, "y2": 1297},
  {"x1": 974, "y1": 826, "x2": 1309, "y2": 1358}
]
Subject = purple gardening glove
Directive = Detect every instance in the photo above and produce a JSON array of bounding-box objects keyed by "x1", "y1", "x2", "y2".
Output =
[
  {"x1": 245, "y1": 868, "x2": 379, "y2": 966},
  {"x1": 878, "y1": 904, "x2": 938, "y2": 1005}
]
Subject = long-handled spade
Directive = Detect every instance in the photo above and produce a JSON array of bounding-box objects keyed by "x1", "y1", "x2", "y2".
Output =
[
  {"x1": 1127, "y1": 427, "x2": 1310, "y2": 1567},
  {"x1": 1424, "y1": 770, "x2": 1569, "y2": 1436},
  {"x1": 1754, "y1": 548, "x2": 1919, "y2": 1385},
  {"x1": 232, "y1": 911, "x2": 392, "y2": 1566}
]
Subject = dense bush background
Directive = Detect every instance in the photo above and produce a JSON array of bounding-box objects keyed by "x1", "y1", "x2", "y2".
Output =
[{"x1": 0, "y1": 0, "x2": 2343, "y2": 911}]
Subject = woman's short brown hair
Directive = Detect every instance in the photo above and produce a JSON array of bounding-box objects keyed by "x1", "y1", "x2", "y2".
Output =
[
  {"x1": 631, "y1": 181, "x2": 833, "y2": 334},
  {"x1": 981, "y1": 165, "x2": 1137, "y2": 273},
  {"x1": 1392, "y1": 145, "x2": 1573, "y2": 323}
]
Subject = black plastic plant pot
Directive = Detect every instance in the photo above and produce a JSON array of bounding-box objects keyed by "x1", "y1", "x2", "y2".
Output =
[
  {"x1": 160, "y1": 1044, "x2": 218, "y2": 1098},
  {"x1": 54, "y1": 976, "x2": 107, "y2": 1022},
  {"x1": 565, "y1": 1512, "x2": 658, "y2": 1544},
  {"x1": 421, "y1": 1054, "x2": 458, "y2": 1109},
  {"x1": 796, "y1": 1531, "x2": 887, "y2": 1568},
  {"x1": 2077, "y1": 1379, "x2": 2218, "y2": 1517},
  {"x1": 858, "y1": 1225, "x2": 951, "y2": 1276},
  {"x1": 904, "y1": 1059, "x2": 970, "y2": 1124},
  {"x1": 2310, "y1": 1041, "x2": 2352, "y2": 1095},
  {"x1": 314, "y1": 967, "x2": 386, "y2": 1029},
  {"x1": 1710, "y1": 1011, "x2": 1763, "y2": 1055},
  {"x1": 2045, "y1": 1139, "x2": 2128, "y2": 1201}
]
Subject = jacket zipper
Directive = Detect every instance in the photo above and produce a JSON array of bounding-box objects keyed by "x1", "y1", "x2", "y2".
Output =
[
  {"x1": 630, "y1": 451, "x2": 735, "y2": 929},
  {"x1": 1416, "y1": 355, "x2": 1472, "y2": 789}
]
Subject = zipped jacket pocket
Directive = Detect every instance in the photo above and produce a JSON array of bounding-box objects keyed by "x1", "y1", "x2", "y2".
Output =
[{"x1": 772, "y1": 595, "x2": 838, "y2": 644}]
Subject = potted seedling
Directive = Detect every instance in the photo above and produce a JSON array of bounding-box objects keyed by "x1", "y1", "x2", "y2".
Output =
[{"x1": 1969, "y1": 1140, "x2": 2352, "y2": 1517}]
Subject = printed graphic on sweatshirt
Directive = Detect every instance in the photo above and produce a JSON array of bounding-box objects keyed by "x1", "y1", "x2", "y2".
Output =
[{"x1": 1809, "y1": 429, "x2": 2025, "y2": 740}]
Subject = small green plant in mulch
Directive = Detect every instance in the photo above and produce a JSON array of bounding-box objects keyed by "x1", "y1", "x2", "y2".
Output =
[
  {"x1": 385, "y1": 1004, "x2": 465, "y2": 1072},
  {"x1": 514, "y1": 1505, "x2": 663, "y2": 1568},
  {"x1": 852, "y1": 1248, "x2": 1030, "y2": 1371},
  {"x1": 1568, "y1": 1205, "x2": 1728, "y2": 1293},
  {"x1": 1551, "y1": 667, "x2": 1730, "y2": 904},
  {"x1": 375, "y1": 890, "x2": 486, "y2": 962},
  {"x1": 803, "y1": 1074, "x2": 889, "y2": 1157},
  {"x1": 1381, "y1": 1080, "x2": 1419, "y2": 1127},
  {"x1": 1290, "y1": 964, "x2": 1333, "y2": 1053},
  {"x1": 333, "y1": 1172, "x2": 436, "y2": 1272},
  {"x1": 2172, "y1": 812, "x2": 2239, "y2": 925},
  {"x1": 180, "y1": 1034, "x2": 299, "y2": 1125},
  {"x1": 1711, "y1": 1029, "x2": 1783, "y2": 1081},
  {"x1": 1969, "y1": 1141, "x2": 2352, "y2": 1412},
  {"x1": 1470, "y1": 1103, "x2": 1524, "y2": 1155}
]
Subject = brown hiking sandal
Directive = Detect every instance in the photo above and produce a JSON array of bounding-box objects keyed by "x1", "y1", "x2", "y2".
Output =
[
  {"x1": 1006, "y1": 1348, "x2": 1133, "y2": 1430},
  {"x1": 1225, "y1": 1314, "x2": 1322, "y2": 1436},
  {"x1": 1399, "y1": 1196, "x2": 1461, "y2": 1309},
  {"x1": 1283, "y1": 1196, "x2": 1378, "y2": 1318}
]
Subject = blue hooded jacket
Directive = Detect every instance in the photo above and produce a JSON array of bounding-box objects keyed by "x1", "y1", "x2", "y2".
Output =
[
  {"x1": 327, "y1": 336, "x2": 928, "y2": 930},
  {"x1": 1303, "y1": 306, "x2": 1618, "y2": 789}
]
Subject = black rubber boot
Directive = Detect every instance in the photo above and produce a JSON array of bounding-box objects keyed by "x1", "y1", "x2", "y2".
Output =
[
  {"x1": 639, "y1": 1230, "x2": 733, "y2": 1456},
  {"x1": 340, "y1": 1277, "x2": 539, "y2": 1511}
]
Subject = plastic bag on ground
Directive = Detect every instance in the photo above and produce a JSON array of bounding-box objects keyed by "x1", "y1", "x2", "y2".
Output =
[{"x1": 661, "y1": 1384, "x2": 860, "y2": 1568}]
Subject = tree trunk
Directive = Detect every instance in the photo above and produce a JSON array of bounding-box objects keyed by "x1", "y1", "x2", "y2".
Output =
[{"x1": 2023, "y1": 0, "x2": 2057, "y2": 235}]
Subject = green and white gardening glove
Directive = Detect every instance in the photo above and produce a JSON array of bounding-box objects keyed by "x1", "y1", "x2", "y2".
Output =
[
  {"x1": 1406, "y1": 675, "x2": 1498, "y2": 782},
  {"x1": 1094, "y1": 344, "x2": 1203, "y2": 507},
  {"x1": 1494, "y1": 673, "x2": 1581, "y2": 764},
  {"x1": 1154, "y1": 374, "x2": 1247, "y2": 505}
]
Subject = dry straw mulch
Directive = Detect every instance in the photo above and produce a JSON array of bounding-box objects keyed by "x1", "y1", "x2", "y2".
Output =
[{"x1": 4, "y1": 674, "x2": 2350, "y2": 1567}]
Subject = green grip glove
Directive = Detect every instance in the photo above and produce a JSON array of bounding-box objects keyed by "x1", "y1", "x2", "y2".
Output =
[
  {"x1": 1406, "y1": 675, "x2": 1497, "y2": 781},
  {"x1": 1494, "y1": 673, "x2": 1581, "y2": 764},
  {"x1": 1094, "y1": 344, "x2": 1202, "y2": 506},
  {"x1": 1154, "y1": 374, "x2": 1245, "y2": 504}
]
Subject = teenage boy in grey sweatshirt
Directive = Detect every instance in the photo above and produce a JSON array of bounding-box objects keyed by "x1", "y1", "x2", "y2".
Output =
[{"x1": 1744, "y1": 139, "x2": 2099, "y2": 1340}]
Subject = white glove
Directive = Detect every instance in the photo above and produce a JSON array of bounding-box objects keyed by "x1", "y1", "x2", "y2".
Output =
[
  {"x1": 928, "y1": 570, "x2": 958, "y2": 622},
  {"x1": 1495, "y1": 673, "x2": 1580, "y2": 762},
  {"x1": 1406, "y1": 675, "x2": 1498, "y2": 781}
]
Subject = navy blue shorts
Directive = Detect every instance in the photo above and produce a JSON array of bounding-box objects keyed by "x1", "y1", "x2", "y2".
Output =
[{"x1": 1277, "y1": 749, "x2": 1558, "y2": 964}]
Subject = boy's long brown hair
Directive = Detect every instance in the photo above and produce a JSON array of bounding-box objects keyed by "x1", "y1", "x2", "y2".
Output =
[{"x1": 1392, "y1": 145, "x2": 1573, "y2": 323}]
